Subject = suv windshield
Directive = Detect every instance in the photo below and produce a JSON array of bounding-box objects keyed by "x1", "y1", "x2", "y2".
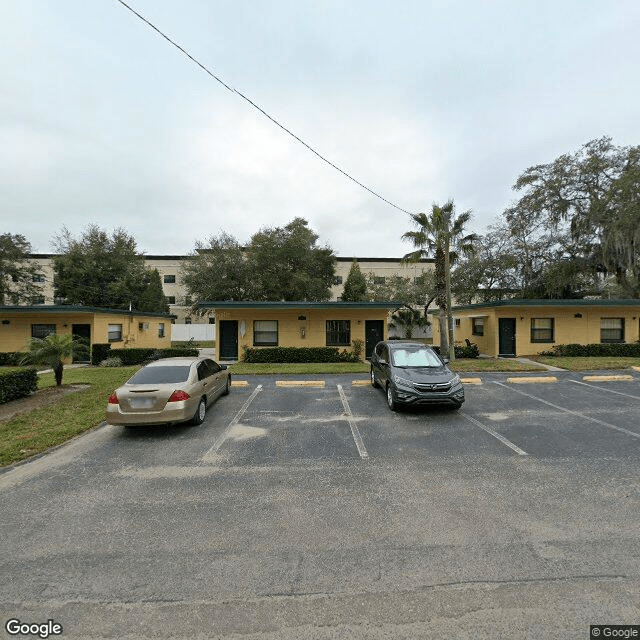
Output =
[
  {"x1": 391, "y1": 347, "x2": 442, "y2": 368},
  {"x1": 128, "y1": 365, "x2": 191, "y2": 384}
]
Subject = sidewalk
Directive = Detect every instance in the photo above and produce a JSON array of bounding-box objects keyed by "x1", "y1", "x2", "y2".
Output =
[{"x1": 36, "y1": 363, "x2": 89, "y2": 375}]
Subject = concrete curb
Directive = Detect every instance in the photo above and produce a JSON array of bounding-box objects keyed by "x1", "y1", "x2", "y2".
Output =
[
  {"x1": 507, "y1": 376, "x2": 558, "y2": 384},
  {"x1": 583, "y1": 374, "x2": 633, "y2": 382}
]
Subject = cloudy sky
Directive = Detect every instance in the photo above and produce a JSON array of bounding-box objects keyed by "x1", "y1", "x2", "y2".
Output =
[{"x1": 2, "y1": 1, "x2": 639, "y2": 257}]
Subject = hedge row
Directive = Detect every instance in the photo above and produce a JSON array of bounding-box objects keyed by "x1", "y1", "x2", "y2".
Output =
[
  {"x1": 0, "y1": 368, "x2": 38, "y2": 405},
  {"x1": 104, "y1": 347, "x2": 200, "y2": 365},
  {"x1": 242, "y1": 346, "x2": 360, "y2": 363},
  {"x1": 0, "y1": 353, "x2": 22, "y2": 366},
  {"x1": 540, "y1": 343, "x2": 640, "y2": 357}
]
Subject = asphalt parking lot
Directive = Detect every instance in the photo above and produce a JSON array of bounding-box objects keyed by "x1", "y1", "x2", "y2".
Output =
[{"x1": 1, "y1": 371, "x2": 639, "y2": 639}]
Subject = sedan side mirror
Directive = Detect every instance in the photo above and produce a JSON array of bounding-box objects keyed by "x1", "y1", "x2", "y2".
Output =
[{"x1": 442, "y1": 357, "x2": 450, "y2": 364}]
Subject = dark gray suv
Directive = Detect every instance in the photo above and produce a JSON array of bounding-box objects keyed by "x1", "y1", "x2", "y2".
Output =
[{"x1": 370, "y1": 341, "x2": 465, "y2": 411}]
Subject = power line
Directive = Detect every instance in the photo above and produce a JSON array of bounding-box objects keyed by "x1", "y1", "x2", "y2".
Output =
[{"x1": 114, "y1": 0, "x2": 414, "y2": 216}]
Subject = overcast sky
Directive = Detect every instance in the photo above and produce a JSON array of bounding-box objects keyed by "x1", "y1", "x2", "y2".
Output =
[{"x1": 2, "y1": 1, "x2": 639, "y2": 258}]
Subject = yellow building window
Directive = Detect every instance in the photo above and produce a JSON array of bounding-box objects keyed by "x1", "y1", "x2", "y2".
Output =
[
  {"x1": 531, "y1": 318, "x2": 554, "y2": 343},
  {"x1": 254, "y1": 320, "x2": 278, "y2": 346}
]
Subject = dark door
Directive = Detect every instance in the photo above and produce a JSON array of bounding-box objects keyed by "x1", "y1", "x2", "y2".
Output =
[
  {"x1": 498, "y1": 318, "x2": 516, "y2": 357},
  {"x1": 71, "y1": 324, "x2": 91, "y2": 363},
  {"x1": 365, "y1": 320, "x2": 384, "y2": 360},
  {"x1": 219, "y1": 320, "x2": 239, "y2": 360}
]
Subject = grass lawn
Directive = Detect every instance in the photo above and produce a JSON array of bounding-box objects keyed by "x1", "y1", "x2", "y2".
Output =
[
  {"x1": 228, "y1": 362, "x2": 371, "y2": 375},
  {"x1": 529, "y1": 356, "x2": 640, "y2": 371},
  {"x1": 0, "y1": 366, "x2": 137, "y2": 468},
  {"x1": 449, "y1": 359, "x2": 547, "y2": 372}
]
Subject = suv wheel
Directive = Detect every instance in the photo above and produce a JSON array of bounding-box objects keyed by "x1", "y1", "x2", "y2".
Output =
[
  {"x1": 386, "y1": 384, "x2": 398, "y2": 411},
  {"x1": 370, "y1": 367, "x2": 379, "y2": 388}
]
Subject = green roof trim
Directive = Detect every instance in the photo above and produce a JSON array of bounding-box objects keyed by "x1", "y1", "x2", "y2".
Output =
[
  {"x1": 0, "y1": 305, "x2": 175, "y2": 318},
  {"x1": 199, "y1": 301, "x2": 402, "y2": 310},
  {"x1": 447, "y1": 299, "x2": 640, "y2": 313}
]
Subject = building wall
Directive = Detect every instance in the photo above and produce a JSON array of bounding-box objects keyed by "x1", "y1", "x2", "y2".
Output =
[
  {"x1": 440, "y1": 304, "x2": 640, "y2": 357},
  {"x1": 215, "y1": 307, "x2": 389, "y2": 358},
  {"x1": 27, "y1": 255, "x2": 433, "y2": 325},
  {"x1": 0, "y1": 310, "x2": 171, "y2": 353}
]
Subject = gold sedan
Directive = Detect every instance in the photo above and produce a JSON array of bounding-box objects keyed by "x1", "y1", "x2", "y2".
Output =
[{"x1": 106, "y1": 357, "x2": 231, "y2": 427}]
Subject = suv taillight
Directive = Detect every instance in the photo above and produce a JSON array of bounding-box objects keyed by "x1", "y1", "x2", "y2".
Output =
[{"x1": 108, "y1": 392, "x2": 119, "y2": 404}]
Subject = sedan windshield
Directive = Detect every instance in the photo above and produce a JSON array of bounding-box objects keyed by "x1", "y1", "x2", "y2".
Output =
[
  {"x1": 127, "y1": 365, "x2": 191, "y2": 384},
  {"x1": 391, "y1": 347, "x2": 442, "y2": 368}
]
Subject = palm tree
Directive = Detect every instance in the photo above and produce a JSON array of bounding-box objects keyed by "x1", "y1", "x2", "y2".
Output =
[
  {"x1": 20, "y1": 333, "x2": 86, "y2": 386},
  {"x1": 402, "y1": 200, "x2": 477, "y2": 359},
  {"x1": 388, "y1": 306, "x2": 431, "y2": 339}
]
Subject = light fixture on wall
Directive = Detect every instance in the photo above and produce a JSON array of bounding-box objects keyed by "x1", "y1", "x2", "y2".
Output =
[
  {"x1": 574, "y1": 313, "x2": 583, "y2": 318},
  {"x1": 298, "y1": 315, "x2": 306, "y2": 321}
]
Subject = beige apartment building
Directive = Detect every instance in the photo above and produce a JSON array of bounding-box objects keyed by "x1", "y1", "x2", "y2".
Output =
[{"x1": 24, "y1": 254, "x2": 435, "y2": 331}]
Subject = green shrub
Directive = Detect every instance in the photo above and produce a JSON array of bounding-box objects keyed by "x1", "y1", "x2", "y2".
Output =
[
  {"x1": 99, "y1": 356, "x2": 123, "y2": 367},
  {"x1": 0, "y1": 368, "x2": 38, "y2": 405},
  {"x1": 91, "y1": 343, "x2": 111, "y2": 365},
  {"x1": 107, "y1": 347, "x2": 199, "y2": 366},
  {"x1": 242, "y1": 346, "x2": 360, "y2": 363},
  {"x1": 0, "y1": 353, "x2": 21, "y2": 366},
  {"x1": 455, "y1": 342, "x2": 480, "y2": 359},
  {"x1": 542, "y1": 343, "x2": 640, "y2": 357}
]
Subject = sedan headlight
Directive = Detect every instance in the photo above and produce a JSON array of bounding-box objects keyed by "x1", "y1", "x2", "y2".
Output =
[
  {"x1": 450, "y1": 374, "x2": 461, "y2": 386},
  {"x1": 393, "y1": 375, "x2": 414, "y2": 388}
]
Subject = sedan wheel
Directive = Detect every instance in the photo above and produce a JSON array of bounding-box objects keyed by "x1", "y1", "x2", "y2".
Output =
[
  {"x1": 192, "y1": 398, "x2": 206, "y2": 425},
  {"x1": 370, "y1": 367, "x2": 379, "y2": 388},
  {"x1": 386, "y1": 384, "x2": 398, "y2": 412},
  {"x1": 223, "y1": 376, "x2": 231, "y2": 396}
]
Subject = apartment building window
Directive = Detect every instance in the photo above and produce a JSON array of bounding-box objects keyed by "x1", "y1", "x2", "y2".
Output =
[
  {"x1": 601, "y1": 318, "x2": 624, "y2": 343},
  {"x1": 108, "y1": 324, "x2": 123, "y2": 342},
  {"x1": 254, "y1": 320, "x2": 278, "y2": 346},
  {"x1": 472, "y1": 318, "x2": 484, "y2": 336},
  {"x1": 158, "y1": 323, "x2": 165, "y2": 338},
  {"x1": 31, "y1": 324, "x2": 56, "y2": 339},
  {"x1": 326, "y1": 320, "x2": 350, "y2": 346},
  {"x1": 31, "y1": 296, "x2": 46, "y2": 305},
  {"x1": 333, "y1": 276, "x2": 343, "y2": 285},
  {"x1": 32, "y1": 274, "x2": 45, "y2": 283},
  {"x1": 373, "y1": 276, "x2": 386, "y2": 285},
  {"x1": 163, "y1": 275, "x2": 176, "y2": 284},
  {"x1": 166, "y1": 296, "x2": 176, "y2": 304},
  {"x1": 530, "y1": 318, "x2": 554, "y2": 343}
]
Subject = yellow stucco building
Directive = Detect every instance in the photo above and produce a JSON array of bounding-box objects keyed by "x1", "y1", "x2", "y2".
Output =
[
  {"x1": 432, "y1": 299, "x2": 640, "y2": 357},
  {"x1": 0, "y1": 306, "x2": 174, "y2": 360},
  {"x1": 200, "y1": 302, "x2": 400, "y2": 361}
]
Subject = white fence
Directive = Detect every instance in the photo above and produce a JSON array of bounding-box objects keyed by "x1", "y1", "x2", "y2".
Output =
[{"x1": 171, "y1": 324, "x2": 215, "y2": 342}]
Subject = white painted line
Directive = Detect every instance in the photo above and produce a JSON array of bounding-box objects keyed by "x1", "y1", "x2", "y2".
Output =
[
  {"x1": 460, "y1": 411, "x2": 528, "y2": 456},
  {"x1": 201, "y1": 385, "x2": 263, "y2": 463},
  {"x1": 569, "y1": 379, "x2": 640, "y2": 401},
  {"x1": 494, "y1": 381, "x2": 640, "y2": 440},
  {"x1": 337, "y1": 384, "x2": 369, "y2": 460}
]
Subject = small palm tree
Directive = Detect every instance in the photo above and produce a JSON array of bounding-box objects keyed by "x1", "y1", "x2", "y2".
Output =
[
  {"x1": 388, "y1": 306, "x2": 431, "y2": 339},
  {"x1": 20, "y1": 334, "x2": 86, "y2": 386},
  {"x1": 402, "y1": 200, "x2": 477, "y2": 358}
]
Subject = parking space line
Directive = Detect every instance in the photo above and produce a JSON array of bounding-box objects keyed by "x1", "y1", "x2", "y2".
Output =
[
  {"x1": 569, "y1": 379, "x2": 640, "y2": 401},
  {"x1": 337, "y1": 384, "x2": 369, "y2": 460},
  {"x1": 494, "y1": 381, "x2": 640, "y2": 440},
  {"x1": 201, "y1": 384, "x2": 263, "y2": 463},
  {"x1": 460, "y1": 412, "x2": 528, "y2": 456}
]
